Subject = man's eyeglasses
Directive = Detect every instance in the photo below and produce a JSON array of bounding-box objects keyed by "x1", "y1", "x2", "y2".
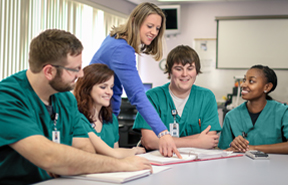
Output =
[{"x1": 51, "y1": 65, "x2": 81, "y2": 73}]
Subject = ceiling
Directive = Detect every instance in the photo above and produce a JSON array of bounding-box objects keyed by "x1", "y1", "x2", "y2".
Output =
[{"x1": 125, "y1": 0, "x2": 275, "y2": 5}]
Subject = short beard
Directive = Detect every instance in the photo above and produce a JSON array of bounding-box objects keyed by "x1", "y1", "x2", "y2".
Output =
[{"x1": 49, "y1": 70, "x2": 74, "y2": 92}]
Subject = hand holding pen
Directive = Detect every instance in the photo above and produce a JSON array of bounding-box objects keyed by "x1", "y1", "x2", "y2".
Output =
[{"x1": 229, "y1": 132, "x2": 249, "y2": 152}]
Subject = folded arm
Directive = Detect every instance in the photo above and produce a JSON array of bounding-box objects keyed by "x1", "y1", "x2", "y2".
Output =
[
  {"x1": 46, "y1": 137, "x2": 96, "y2": 177},
  {"x1": 226, "y1": 135, "x2": 249, "y2": 152},
  {"x1": 10, "y1": 135, "x2": 152, "y2": 175},
  {"x1": 228, "y1": 141, "x2": 288, "y2": 154},
  {"x1": 249, "y1": 142, "x2": 288, "y2": 154},
  {"x1": 227, "y1": 136, "x2": 288, "y2": 154},
  {"x1": 72, "y1": 137, "x2": 95, "y2": 154},
  {"x1": 141, "y1": 126, "x2": 219, "y2": 150}
]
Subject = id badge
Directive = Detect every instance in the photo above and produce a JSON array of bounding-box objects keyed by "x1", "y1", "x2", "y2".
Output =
[
  {"x1": 52, "y1": 131, "x2": 60, "y2": 143},
  {"x1": 169, "y1": 123, "x2": 179, "y2": 138}
]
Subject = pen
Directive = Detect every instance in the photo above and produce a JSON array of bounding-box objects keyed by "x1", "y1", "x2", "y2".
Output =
[
  {"x1": 198, "y1": 119, "x2": 201, "y2": 128},
  {"x1": 242, "y1": 132, "x2": 247, "y2": 138}
]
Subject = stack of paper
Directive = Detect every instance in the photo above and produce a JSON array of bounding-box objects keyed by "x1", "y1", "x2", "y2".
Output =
[
  {"x1": 138, "y1": 150, "x2": 197, "y2": 165},
  {"x1": 177, "y1": 147, "x2": 233, "y2": 159},
  {"x1": 65, "y1": 165, "x2": 170, "y2": 183},
  {"x1": 138, "y1": 147, "x2": 241, "y2": 165}
]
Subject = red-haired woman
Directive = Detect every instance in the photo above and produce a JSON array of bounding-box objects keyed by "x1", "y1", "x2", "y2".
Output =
[{"x1": 74, "y1": 64, "x2": 145, "y2": 158}]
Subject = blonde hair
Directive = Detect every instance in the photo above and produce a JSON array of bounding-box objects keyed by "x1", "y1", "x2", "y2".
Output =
[{"x1": 110, "y1": 2, "x2": 166, "y2": 61}]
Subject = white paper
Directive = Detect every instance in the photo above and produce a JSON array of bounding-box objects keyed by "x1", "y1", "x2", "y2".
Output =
[
  {"x1": 138, "y1": 151, "x2": 197, "y2": 165},
  {"x1": 64, "y1": 164, "x2": 170, "y2": 183}
]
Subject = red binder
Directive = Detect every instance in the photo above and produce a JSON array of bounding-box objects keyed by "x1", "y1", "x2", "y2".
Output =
[
  {"x1": 150, "y1": 154, "x2": 243, "y2": 166},
  {"x1": 138, "y1": 148, "x2": 244, "y2": 166}
]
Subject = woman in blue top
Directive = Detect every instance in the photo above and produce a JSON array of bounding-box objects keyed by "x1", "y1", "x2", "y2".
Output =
[
  {"x1": 90, "y1": 2, "x2": 180, "y2": 157},
  {"x1": 74, "y1": 64, "x2": 145, "y2": 158},
  {"x1": 218, "y1": 65, "x2": 288, "y2": 154}
]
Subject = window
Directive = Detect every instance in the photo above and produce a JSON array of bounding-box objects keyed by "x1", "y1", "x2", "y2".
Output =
[{"x1": 0, "y1": 0, "x2": 126, "y2": 80}]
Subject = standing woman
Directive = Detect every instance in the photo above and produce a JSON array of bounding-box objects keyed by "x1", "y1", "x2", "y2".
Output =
[
  {"x1": 74, "y1": 64, "x2": 145, "y2": 158},
  {"x1": 90, "y1": 2, "x2": 180, "y2": 157},
  {"x1": 218, "y1": 65, "x2": 288, "y2": 154}
]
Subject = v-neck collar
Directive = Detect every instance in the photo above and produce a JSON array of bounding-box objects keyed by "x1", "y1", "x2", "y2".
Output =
[
  {"x1": 242, "y1": 101, "x2": 270, "y2": 132},
  {"x1": 163, "y1": 83, "x2": 194, "y2": 123}
]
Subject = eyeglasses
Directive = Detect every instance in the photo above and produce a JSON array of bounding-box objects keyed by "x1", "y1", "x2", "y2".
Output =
[{"x1": 51, "y1": 65, "x2": 81, "y2": 73}]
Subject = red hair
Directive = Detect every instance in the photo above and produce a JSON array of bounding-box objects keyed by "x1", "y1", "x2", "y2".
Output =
[{"x1": 74, "y1": 64, "x2": 114, "y2": 123}]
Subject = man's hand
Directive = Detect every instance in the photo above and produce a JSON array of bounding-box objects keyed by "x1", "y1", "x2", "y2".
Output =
[
  {"x1": 230, "y1": 135, "x2": 249, "y2": 152},
  {"x1": 120, "y1": 156, "x2": 153, "y2": 172},
  {"x1": 47, "y1": 171, "x2": 60, "y2": 178},
  {"x1": 197, "y1": 125, "x2": 219, "y2": 149},
  {"x1": 158, "y1": 132, "x2": 182, "y2": 159}
]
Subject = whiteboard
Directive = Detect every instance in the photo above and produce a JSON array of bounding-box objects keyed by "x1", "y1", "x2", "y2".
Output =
[{"x1": 216, "y1": 17, "x2": 288, "y2": 69}]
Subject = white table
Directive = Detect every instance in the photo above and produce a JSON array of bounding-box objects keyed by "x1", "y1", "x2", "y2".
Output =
[{"x1": 36, "y1": 154, "x2": 288, "y2": 185}]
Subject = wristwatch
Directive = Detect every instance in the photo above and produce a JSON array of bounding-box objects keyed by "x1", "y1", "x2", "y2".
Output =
[{"x1": 158, "y1": 131, "x2": 170, "y2": 138}]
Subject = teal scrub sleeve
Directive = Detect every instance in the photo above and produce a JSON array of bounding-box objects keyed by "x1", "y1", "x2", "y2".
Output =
[
  {"x1": 72, "y1": 112, "x2": 91, "y2": 138},
  {"x1": 200, "y1": 91, "x2": 222, "y2": 132},
  {"x1": 218, "y1": 115, "x2": 234, "y2": 149},
  {"x1": 112, "y1": 114, "x2": 120, "y2": 143},
  {"x1": 282, "y1": 108, "x2": 288, "y2": 139},
  {"x1": 80, "y1": 114, "x2": 95, "y2": 134},
  {"x1": 65, "y1": 92, "x2": 90, "y2": 138},
  {"x1": 0, "y1": 93, "x2": 44, "y2": 146},
  {"x1": 85, "y1": 114, "x2": 119, "y2": 148},
  {"x1": 133, "y1": 112, "x2": 153, "y2": 131}
]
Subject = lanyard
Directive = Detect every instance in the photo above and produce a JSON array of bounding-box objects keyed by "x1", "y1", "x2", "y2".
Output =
[
  {"x1": 171, "y1": 109, "x2": 177, "y2": 123},
  {"x1": 170, "y1": 109, "x2": 179, "y2": 138},
  {"x1": 53, "y1": 113, "x2": 59, "y2": 131}
]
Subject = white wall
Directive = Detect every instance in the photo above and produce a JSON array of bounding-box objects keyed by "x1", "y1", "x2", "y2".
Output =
[
  {"x1": 138, "y1": 0, "x2": 288, "y2": 102},
  {"x1": 87, "y1": 0, "x2": 136, "y2": 15}
]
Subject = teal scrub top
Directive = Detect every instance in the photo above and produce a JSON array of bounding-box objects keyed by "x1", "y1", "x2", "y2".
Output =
[
  {"x1": 133, "y1": 83, "x2": 221, "y2": 137},
  {"x1": 0, "y1": 70, "x2": 89, "y2": 185},
  {"x1": 218, "y1": 100, "x2": 288, "y2": 149},
  {"x1": 91, "y1": 114, "x2": 120, "y2": 148}
]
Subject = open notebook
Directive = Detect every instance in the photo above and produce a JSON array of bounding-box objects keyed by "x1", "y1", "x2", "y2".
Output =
[
  {"x1": 64, "y1": 165, "x2": 170, "y2": 184},
  {"x1": 137, "y1": 147, "x2": 243, "y2": 166}
]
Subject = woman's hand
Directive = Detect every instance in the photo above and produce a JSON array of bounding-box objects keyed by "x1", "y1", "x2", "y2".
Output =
[
  {"x1": 229, "y1": 135, "x2": 249, "y2": 152},
  {"x1": 132, "y1": 147, "x2": 146, "y2": 155}
]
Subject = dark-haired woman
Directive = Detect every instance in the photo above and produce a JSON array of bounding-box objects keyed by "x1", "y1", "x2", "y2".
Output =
[
  {"x1": 74, "y1": 64, "x2": 145, "y2": 158},
  {"x1": 218, "y1": 65, "x2": 288, "y2": 154}
]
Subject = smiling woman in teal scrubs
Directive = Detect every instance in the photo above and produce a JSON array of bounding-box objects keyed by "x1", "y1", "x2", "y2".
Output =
[
  {"x1": 218, "y1": 65, "x2": 288, "y2": 154},
  {"x1": 74, "y1": 64, "x2": 145, "y2": 158},
  {"x1": 75, "y1": 64, "x2": 119, "y2": 148}
]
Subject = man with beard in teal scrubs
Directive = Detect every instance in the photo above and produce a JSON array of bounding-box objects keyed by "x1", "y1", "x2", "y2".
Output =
[{"x1": 0, "y1": 29, "x2": 151, "y2": 185}]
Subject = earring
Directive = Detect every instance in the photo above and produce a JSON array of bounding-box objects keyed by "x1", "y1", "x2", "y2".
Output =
[{"x1": 264, "y1": 90, "x2": 267, "y2": 93}]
